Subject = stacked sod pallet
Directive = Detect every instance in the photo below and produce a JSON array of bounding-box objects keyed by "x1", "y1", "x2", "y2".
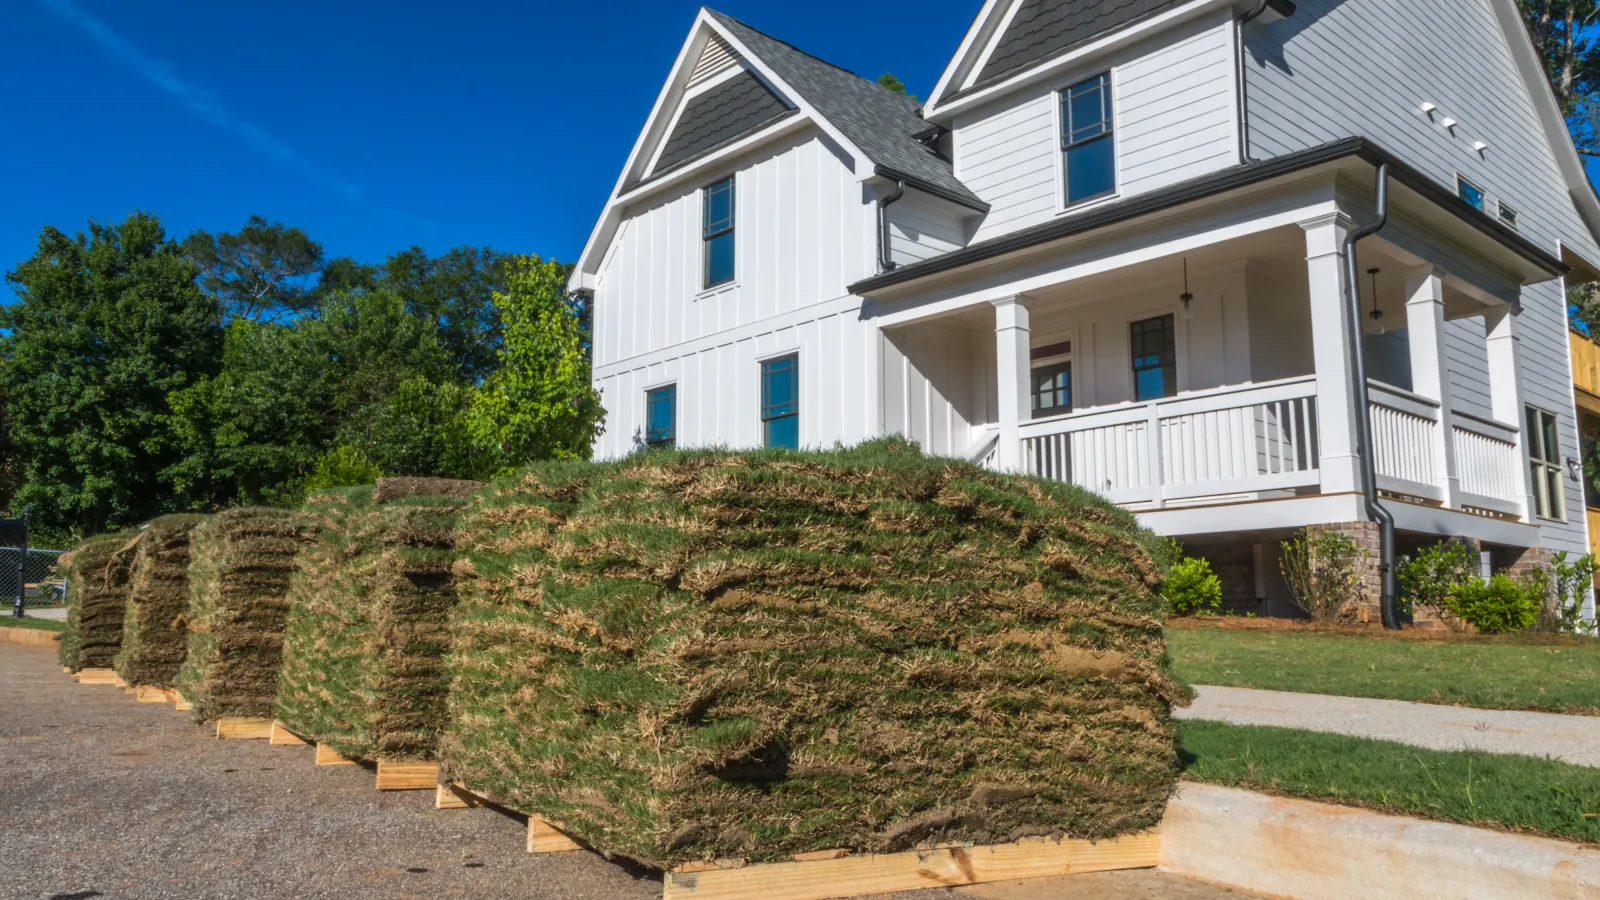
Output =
[
  {"x1": 441, "y1": 439, "x2": 1184, "y2": 868},
  {"x1": 57, "y1": 533, "x2": 137, "y2": 672},
  {"x1": 113, "y1": 515, "x2": 208, "y2": 688},
  {"x1": 174, "y1": 508, "x2": 307, "y2": 721},
  {"x1": 274, "y1": 479, "x2": 477, "y2": 760}
]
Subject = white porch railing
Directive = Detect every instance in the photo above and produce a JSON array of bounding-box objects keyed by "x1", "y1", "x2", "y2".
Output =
[
  {"x1": 1367, "y1": 382, "x2": 1443, "y2": 503},
  {"x1": 1452, "y1": 411, "x2": 1523, "y2": 516},
  {"x1": 1019, "y1": 376, "x2": 1320, "y2": 507}
]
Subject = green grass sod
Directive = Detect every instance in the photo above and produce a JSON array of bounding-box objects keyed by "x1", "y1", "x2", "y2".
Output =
[
  {"x1": 3, "y1": 617, "x2": 67, "y2": 632},
  {"x1": 1178, "y1": 719, "x2": 1600, "y2": 844},
  {"x1": 1166, "y1": 625, "x2": 1600, "y2": 715}
]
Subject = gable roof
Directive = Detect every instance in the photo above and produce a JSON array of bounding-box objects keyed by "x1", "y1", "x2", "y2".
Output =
[
  {"x1": 707, "y1": 11, "x2": 984, "y2": 208},
  {"x1": 978, "y1": 0, "x2": 1183, "y2": 85},
  {"x1": 653, "y1": 69, "x2": 794, "y2": 175}
]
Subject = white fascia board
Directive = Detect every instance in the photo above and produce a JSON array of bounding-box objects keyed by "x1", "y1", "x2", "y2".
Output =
[
  {"x1": 924, "y1": 0, "x2": 1233, "y2": 124},
  {"x1": 614, "y1": 114, "x2": 817, "y2": 209},
  {"x1": 1488, "y1": 0, "x2": 1600, "y2": 251},
  {"x1": 924, "y1": 0, "x2": 1015, "y2": 115}
]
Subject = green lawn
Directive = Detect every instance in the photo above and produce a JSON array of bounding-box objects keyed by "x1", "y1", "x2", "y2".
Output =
[
  {"x1": 1166, "y1": 625, "x2": 1600, "y2": 715},
  {"x1": 1178, "y1": 720, "x2": 1600, "y2": 844},
  {"x1": 0, "y1": 617, "x2": 66, "y2": 633}
]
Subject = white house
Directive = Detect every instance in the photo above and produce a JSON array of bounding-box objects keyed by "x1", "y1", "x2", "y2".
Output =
[{"x1": 569, "y1": 0, "x2": 1600, "y2": 620}]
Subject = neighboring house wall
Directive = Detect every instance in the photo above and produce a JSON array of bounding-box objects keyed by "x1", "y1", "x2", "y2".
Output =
[
  {"x1": 590, "y1": 127, "x2": 880, "y2": 459},
  {"x1": 1245, "y1": 0, "x2": 1592, "y2": 553},
  {"x1": 954, "y1": 12, "x2": 1239, "y2": 244}
]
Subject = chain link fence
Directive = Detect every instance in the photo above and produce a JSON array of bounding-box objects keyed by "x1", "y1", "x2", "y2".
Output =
[{"x1": 0, "y1": 547, "x2": 67, "y2": 606}]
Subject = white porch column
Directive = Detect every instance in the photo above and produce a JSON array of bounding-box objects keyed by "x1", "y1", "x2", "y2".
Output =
[
  {"x1": 1404, "y1": 266, "x2": 1461, "y2": 508},
  {"x1": 993, "y1": 295, "x2": 1032, "y2": 472},
  {"x1": 1300, "y1": 213, "x2": 1362, "y2": 494},
  {"x1": 1485, "y1": 307, "x2": 1536, "y2": 520}
]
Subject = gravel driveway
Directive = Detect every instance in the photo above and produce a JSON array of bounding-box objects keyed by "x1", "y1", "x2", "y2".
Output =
[{"x1": 1, "y1": 643, "x2": 1247, "y2": 900}]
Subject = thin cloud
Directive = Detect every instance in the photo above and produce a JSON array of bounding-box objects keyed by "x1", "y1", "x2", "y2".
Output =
[{"x1": 40, "y1": 0, "x2": 432, "y2": 231}]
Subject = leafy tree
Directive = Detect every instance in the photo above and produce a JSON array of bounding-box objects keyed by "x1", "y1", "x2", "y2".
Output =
[
  {"x1": 1, "y1": 213, "x2": 221, "y2": 536},
  {"x1": 876, "y1": 73, "x2": 917, "y2": 101},
  {"x1": 303, "y1": 445, "x2": 384, "y2": 493},
  {"x1": 1520, "y1": 1, "x2": 1600, "y2": 154},
  {"x1": 377, "y1": 246, "x2": 511, "y2": 382},
  {"x1": 469, "y1": 256, "x2": 604, "y2": 470},
  {"x1": 341, "y1": 376, "x2": 490, "y2": 480},
  {"x1": 182, "y1": 214, "x2": 325, "y2": 323}
]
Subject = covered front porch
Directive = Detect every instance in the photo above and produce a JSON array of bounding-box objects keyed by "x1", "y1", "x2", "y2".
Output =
[{"x1": 866, "y1": 161, "x2": 1564, "y2": 547}]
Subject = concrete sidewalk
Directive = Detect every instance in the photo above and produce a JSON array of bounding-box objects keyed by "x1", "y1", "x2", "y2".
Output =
[{"x1": 1177, "y1": 685, "x2": 1600, "y2": 766}]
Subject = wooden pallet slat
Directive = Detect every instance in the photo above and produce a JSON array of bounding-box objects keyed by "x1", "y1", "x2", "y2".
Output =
[
  {"x1": 527, "y1": 815, "x2": 584, "y2": 854},
  {"x1": 113, "y1": 674, "x2": 130, "y2": 689},
  {"x1": 134, "y1": 685, "x2": 174, "y2": 703},
  {"x1": 173, "y1": 692, "x2": 194, "y2": 712},
  {"x1": 660, "y1": 830, "x2": 1160, "y2": 900},
  {"x1": 436, "y1": 783, "x2": 488, "y2": 810},
  {"x1": 314, "y1": 743, "x2": 356, "y2": 766},
  {"x1": 215, "y1": 717, "x2": 273, "y2": 740},
  {"x1": 268, "y1": 722, "x2": 309, "y2": 746},
  {"x1": 77, "y1": 668, "x2": 117, "y2": 685},
  {"x1": 375, "y1": 761, "x2": 439, "y2": 791}
]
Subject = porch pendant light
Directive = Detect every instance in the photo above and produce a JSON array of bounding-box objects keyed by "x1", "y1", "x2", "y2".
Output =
[
  {"x1": 1179, "y1": 258, "x2": 1194, "y2": 320},
  {"x1": 1367, "y1": 268, "x2": 1385, "y2": 335}
]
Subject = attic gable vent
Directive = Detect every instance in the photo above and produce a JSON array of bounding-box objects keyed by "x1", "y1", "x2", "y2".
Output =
[{"x1": 690, "y1": 33, "x2": 740, "y2": 86}]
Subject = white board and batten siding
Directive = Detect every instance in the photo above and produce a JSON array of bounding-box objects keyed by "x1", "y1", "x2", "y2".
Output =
[
  {"x1": 953, "y1": 12, "x2": 1240, "y2": 244},
  {"x1": 590, "y1": 127, "x2": 880, "y2": 460},
  {"x1": 1245, "y1": 0, "x2": 1594, "y2": 554}
]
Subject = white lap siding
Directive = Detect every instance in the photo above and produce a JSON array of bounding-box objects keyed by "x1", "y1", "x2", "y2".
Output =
[{"x1": 1245, "y1": 0, "x2": 1595, "y2": 553}]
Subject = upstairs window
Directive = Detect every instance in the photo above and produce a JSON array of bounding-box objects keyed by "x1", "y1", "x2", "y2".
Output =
[
  {"x1": 761, "y1": 355, "x2": 799, "y2": 449},
  {"x1": 1031, "y1": 339, "x2": 1073, "y2": 418},
  {"x1": 1498, "y1": 201, "x2": 1519, "y2": 229},
  {"x1": 1457, "y1": 176, "x2": 1485, "y2": 210},
  {"x1": 645, "y1": 385, "x2": 677, "y2": 449},
  {"x1": 1527, "y1": 406, "x2": 1565, "y2": 520},
  {"x1": 1130, "y1": 314, "x2": 1177, "y2": 401},
  {"x1": 1060, "y1": 73, "x2": 1116, "y2": 207},
  {"x1": 703, "y1": 176, "x2": 736, "y2": 288}
]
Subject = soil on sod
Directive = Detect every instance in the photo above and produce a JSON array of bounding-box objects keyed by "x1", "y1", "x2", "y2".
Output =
[
  {"x1": 57, "y1": 533, "x2": 137, "y2": 671},
  {"x1": 442, "y1": 440, "x2": 1183, "y2": 868},
  {"x1": 1166, "y1": 622, "x2": 1600, "y2": 716},
  {"x1": 114, "y1": 514, "x2": 208, "y2": 688},
  {"x1": 1178, "y1": 719, "x2": 1600, "y2": 844},
  {"x1": 274, "y1": 483, "x2": 473, "y2": 761},
  {"x1": 174, "y1": 508, "x2": 307, "y2": 721}
]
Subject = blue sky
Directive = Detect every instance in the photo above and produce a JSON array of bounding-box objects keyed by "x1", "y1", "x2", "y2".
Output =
[{"x1": 1, "y1": 0, "x2": 979, "y2": 285}]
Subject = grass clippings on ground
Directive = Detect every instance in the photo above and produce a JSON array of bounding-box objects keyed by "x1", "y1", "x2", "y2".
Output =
[
  {"x1": 443, "y1": 439, "x2": 1184, "y2": 868},
  {"x1": 1178, "y1": 719, "x2": 1600, "y2": 844},
  {"x1": 1166, "y1": 622, "x2": 1600, "y2": 716}
]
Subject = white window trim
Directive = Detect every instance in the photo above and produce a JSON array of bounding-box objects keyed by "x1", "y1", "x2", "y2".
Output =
[
  {"x1": 1029, "y1": 329, "x2": 1076, "y2": 419},
  {"x1": 698, "y1": 174, "x2": 739, "y2": 298},
  {"x1": 644, "y1": 382, "x2": 679, "y2": 448},
  {"x1": 1122, "y1": 307, "x2": 1189, "y2": 402},
  {"x1": 1455, "y1": 173, "x2": 1487, "y2": 211},
  {"x1": 1053, "y1": 68, "x2": 1121, "y2": 216},
  {"x1": 1527, "y1": 404, "x2": 1567, "y2": 523},
  {"x1": 758, "y1": 351, "x2": 802, "y2": 449}
]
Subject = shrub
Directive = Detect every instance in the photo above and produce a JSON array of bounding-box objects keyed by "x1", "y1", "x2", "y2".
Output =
[
  {"x1": 1165, "y1": 557, "x2": 1222, "y2": 616},
  {"x1": 1280, "y1": 529, "x2": 1362, "y2": 620},
  {"x1": 1536, "y1": 552, "x2": 1599, "y2": 637},
  {"x1": 303, "y1": 445, "x2": 383, "y2": 494},
  {"x1": 1445, "y1": 574, "x2": 1539, "y2": 634},
  {"x1": 1397, "y1": 539, "x2": 1479, "y2": 622}
]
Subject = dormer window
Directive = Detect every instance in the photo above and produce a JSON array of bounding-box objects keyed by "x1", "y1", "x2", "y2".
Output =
[
  {"x1": 1060, "y1": 73, "x2": 1116, "y2": 207},
  {"x1": 703, "y1": 176, "x2": 736, "y2": 289}
]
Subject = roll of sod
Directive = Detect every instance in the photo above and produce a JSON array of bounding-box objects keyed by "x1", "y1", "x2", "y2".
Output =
[
  {"x1": 173, "y1": 508, "x2": 307, "y2": 722},
  {"x1": 58, "y1": 533, "x2": 138, "y2": 672},
  {"x1": 274, "y1": 482, "x2": 476, "y2": 761},
  {"x1": 113, "y1": 514, "x2": 208, "y2": 688},
  {"x1": 440, "y1": 439, "x2": 1183, "y2": 868}
]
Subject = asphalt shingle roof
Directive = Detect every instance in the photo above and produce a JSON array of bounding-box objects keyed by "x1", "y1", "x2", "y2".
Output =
[
  {"x1": 656, "y1": 69, "x2": 793, "y2": 174},
  {"x1": 708, "y1": 10, "x2": 985, "y2": 209},
  {"x1": 977, "y1": 0, "x2": 1184, "y2": 85}
]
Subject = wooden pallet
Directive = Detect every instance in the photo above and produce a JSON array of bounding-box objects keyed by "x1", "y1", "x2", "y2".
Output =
[
  {"x1": 173, "y1": 692, "x2": 194, "y2": 712},
  {"x1": 659, "y1": 831, "x2": 1161, "y2": 900},
  {"x1": 269, "y1": 722, "x2": 309, "y2": 746},
  {"x1": 314, "y1": 743, "x2": 356, "y2": 766},
  {"x1": 114, "y1": 674, "x2": 130, "y2": 689},
  {"x1": 215, "y1": 717, "x2": 273, "y2": 740},
  {"x1": 134, "y1": 685, "x2": 177, "y2": 704},
  {"x1": 527, "y1": 815, "x2": 584, "y2": 854},
  {"x1": 435, "y1": 783, "x2": 489, "y2": 810},
  {"x1": 375, "y1": 761, "x2": 439, "y2": 791},
  {"x1": 77, "y1": 668, "x2": 117, "y2": 685}
]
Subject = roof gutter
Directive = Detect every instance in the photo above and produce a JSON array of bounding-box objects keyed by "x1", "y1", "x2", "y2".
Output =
[
  {"x1": 849, "y1": 137, "x2": 1566, "y2": 295},
  {"x1": 874, "y1": 166, "x2": 991, "y2": 213},
  {"x1": 1341, "y1": 163, "x2": 1401, "y2": 630}
]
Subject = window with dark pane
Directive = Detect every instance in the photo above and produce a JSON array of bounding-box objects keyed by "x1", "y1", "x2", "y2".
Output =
[
  {"x1": 1060, "y1": 73, "x2": 1115, "y2": 206},
  {"x1": 761, "y1": 355, "x2": 799, "y2": 450},
  {"x1": 1030, "y1": 339, "x2": 1072, "y2": 418},
  {"x1": 1130, "y1": 314, "x2": 1177, "y2": 401},
  {"x1": 645, "y1": 385, "x2": 677, "y2": 449},
  {"x1": 1457, "y1": 177, "x2": 1485, "y2": 210},
  {"x1": 1526, "y1": 406, "x2": 1564, "y2": 520},
  {"x1": 703, "y1": 176, "x2": 736, "y2": 288}
]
